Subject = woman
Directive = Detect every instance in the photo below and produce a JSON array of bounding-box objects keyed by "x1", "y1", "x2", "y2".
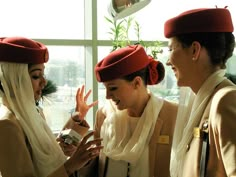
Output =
[
  {"x1": 164, "y1": 7, "x2": 236, "y2": 177},
  {"x1": 79, "y1": 44, "x2": 178, "y2": 177},
  {"x1": 0, "y1": 36, "x2": 102, "y2": 177}
]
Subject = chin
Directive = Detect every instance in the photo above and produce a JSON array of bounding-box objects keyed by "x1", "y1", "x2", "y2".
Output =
[
  {"x1": 176, "y1": 80, "x2": 184, "y2": 87},
  {"x1": 177, "y1": 80, "x2": 188, "y2": 87},
  {"x1": 116, "y1": 105, "x2": 123, "y2": 110},
  {"x1": 34, "y1": 95, "x2": 41, "y2": 102}
]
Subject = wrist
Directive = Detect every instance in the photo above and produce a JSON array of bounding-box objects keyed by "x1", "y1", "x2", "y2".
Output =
[
  {"x1": 71, "y1": 112, "x2": 83, "y2": 124},
  {"x1": 64, "y1": 161, "x2": 74, "y2": 176}
]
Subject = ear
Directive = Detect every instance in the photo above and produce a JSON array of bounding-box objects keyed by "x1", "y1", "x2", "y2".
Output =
[
  {"x1": 132, "y1": 76, "x2": 142, "y2": 89},
  {"x1": 191, "y1": 41, "x2": 201, "y2": 61}
]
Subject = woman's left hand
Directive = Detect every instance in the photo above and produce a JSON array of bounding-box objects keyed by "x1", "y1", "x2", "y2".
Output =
[
  {"x1": 56, "y1": 136, "x2": 77, "y2": 157},
  {"x1": 64, "y1": 131, "x2": 103, "y2": 174}
]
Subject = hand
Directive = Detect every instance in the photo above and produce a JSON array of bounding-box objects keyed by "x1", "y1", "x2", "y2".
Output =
[
  {"x1": 75, "y1": 85, "x2": 98, "y2": 119},
  {"x1": 64, "y1": 131, "x2": 103, "y2": 175},
  {"x1": 56, "y1": 136, "x2": 77, "y2": 157}
]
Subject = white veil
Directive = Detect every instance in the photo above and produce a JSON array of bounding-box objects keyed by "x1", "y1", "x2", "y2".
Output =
[{"x1": 0, "y1": 63, "x2": 66, "y2": 177}]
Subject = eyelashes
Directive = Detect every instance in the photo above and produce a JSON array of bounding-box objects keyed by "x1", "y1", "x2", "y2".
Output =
[
  {"x1": 31, "y1": 75, "x2": 46, "y2": 80},
  {"x1": 108, "y1": 87, "x2": 117, "y2": 91}
]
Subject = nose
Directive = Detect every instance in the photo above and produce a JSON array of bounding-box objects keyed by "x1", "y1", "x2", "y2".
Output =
[
  {"x1": 166, "y1": 58, "x2": 171, "y2": 66},
  {"x1": 105, "y1": 89, "x2": 112, "y2": 99},
  {"x1": 41, "y1": 75, "x2": 47, "y2": 89}
]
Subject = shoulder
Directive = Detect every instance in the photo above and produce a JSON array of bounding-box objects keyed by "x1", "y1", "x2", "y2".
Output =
[
  {"x1": 0, "y1": 113, "x2": 36, "y2": 177},
  {"x1": 160, "y1": 99, "x2": 178, "y2": 117},
  {"x1": 162, "y1": 99, "x2": 178, "y2": 109},
  {"x1": 157, "y1": 99, "x2": 178, "y2": 126},
  {"x1": 0, "y1": 106, "x2": 25, "y2": 140},
  {"x1": 210, "y1": 86, "x2": 236, "y2": 126},
  {"x1": 0, "y1": 113, "x2": 23, "y2": 136},
  {"x1": 96, "y1": 106, "x2": 106, "y2": 118},
  {"x1": 95, "y1": 106, "x2": 107, "y2": 126},
  {"x1": 212, "y1": 86, "x2": 236, "y2": 109},
  {"x1": 95, "y1": 100, "x2": 116, "y2": 121},
  {"x1": 0, "y1": 113, "x2": 26, "y2": 155}
]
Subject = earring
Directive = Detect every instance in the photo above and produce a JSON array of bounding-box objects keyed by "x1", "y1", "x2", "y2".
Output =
[{"x1": 192, "y1": 57, "x2": 196, "y2": 61}]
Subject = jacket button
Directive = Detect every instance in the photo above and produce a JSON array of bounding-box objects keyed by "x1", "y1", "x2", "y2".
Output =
[
  {"x1": 186, "y1": 144, "x2": 190, "y2": 152},
  {"x1": 203, "y1": 121, "x2": 208, "y2": 130}
]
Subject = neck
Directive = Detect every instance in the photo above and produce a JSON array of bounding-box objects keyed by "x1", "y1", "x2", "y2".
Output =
[
  {"x1": 190, "y1": 67, "x2": 222, "y2": 94},
  {"x1": 127, "y1": 91, "x2": 150, "y2": 117}
]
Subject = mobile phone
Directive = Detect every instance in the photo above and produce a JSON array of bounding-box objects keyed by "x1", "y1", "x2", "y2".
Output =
[{"x1": 59, "y1": 129, "x2": 82, "y2": 145}]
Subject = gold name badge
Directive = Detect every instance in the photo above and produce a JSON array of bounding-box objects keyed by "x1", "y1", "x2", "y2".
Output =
[
  {"x1": 157, "y1": 135, "x2": 169, "y2": 144},
  {"x1": 193, "y1": 127, "x2": 201, "y2": 138}
]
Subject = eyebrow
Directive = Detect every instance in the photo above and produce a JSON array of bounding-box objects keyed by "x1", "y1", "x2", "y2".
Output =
[{"x1": 29, "y1": 69, "x2": 42, "y2": 73}]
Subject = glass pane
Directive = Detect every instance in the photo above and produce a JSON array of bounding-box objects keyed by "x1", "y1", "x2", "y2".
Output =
[
  {"x1": 226, "y1": 51, "x2": 236, "y2": 75},
  {"x1": 225, "y1": 51, "x2": 236, "y2": 85},
  {"x1": 98, "y1": 0, "x2": 235, "y2": 41},
  {"x1": 42, "y1": 46, "x2": 85, "y2": 132},
  {"x1": 0, "y1": 0, "x2": 84, "y2": 39},
  {"x1": 148, "y1": 47, "x2": 179, "y2": 102}
]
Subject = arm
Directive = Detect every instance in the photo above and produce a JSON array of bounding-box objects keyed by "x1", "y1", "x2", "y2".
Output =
[
  {"x1": 57, "y1": 85, "x2": 98, "y2": 156},
  {"x1": 210, "y1": 87, "x2": 236, "y2": 176},
  {"x1": 0, "y1": 119, "x2": 36, "y2": 177}
]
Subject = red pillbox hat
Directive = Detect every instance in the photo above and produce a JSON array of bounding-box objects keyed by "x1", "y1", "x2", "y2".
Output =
[
  {"x1": 164, "y1": 8, "x2": 234, "y2": 38},
  {"x1": 95, "y1": 45, "x2": 164, "y2": 85},
  {"x1": 95, "y1": 45, "x2": 154, "y2": 82},
  {"x1": 0, "y1": 37, "x2": 49, "y2": 64}
]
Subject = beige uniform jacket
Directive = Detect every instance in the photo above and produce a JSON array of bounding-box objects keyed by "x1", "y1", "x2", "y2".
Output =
[
  {"x1": 0, "y1": 106, "x2": 88, "y2": 177},
  {"x1": 79, "y1": 99, "x2": 178, "y2": 177},
  {"x1": 182, "y1": 80, "x2": 236, "y2": 177}
]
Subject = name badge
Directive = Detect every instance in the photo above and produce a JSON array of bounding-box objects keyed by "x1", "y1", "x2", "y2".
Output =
[
  {"x1": 157, "y1": 135, "x2": 169, "y2": 144},
  {"x1": 193, "y1": 127, "x2": 200, "y2": 138},
  {"x1": 194, "y1": 127, "x2": 208, "y2": 138}
]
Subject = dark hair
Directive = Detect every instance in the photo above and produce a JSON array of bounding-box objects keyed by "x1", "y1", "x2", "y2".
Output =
[
  {"x1": 176, "y1": 32, "x2": 235, "y2": 69},
  {"x1": 0, "y1": 82, "x2": 3, "y2": 92},
  {"x1": 122, "y1": 62, "x2": 165, "y2": 85},
  {"x1": 225, "y1": 73, "x2": 236, "y2": 84}
]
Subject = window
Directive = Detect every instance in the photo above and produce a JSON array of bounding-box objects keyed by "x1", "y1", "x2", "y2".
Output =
[
  {"x1": 43, "y1": 46, "x2": 85, "y2": 132},
  {"x1": 0, "y1": 0, "x2": 85, "y2": 39}
]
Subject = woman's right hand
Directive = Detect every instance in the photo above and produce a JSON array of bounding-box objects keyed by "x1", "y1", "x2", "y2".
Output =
[
  {"x1": 74, "y1": 85, "x2": 98, "y2": 120},
  {"x1": 64, "y1": 131, "x2": 103, "y2": 175}
]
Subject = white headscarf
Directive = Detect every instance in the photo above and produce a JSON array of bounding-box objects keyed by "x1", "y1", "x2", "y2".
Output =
[
  {"x1": 0, "y1": 63, "x2": 66, "y2": 177},
  {"x1": 100, "y1": 92, "x2": 163, "y2": 165},
  {"x1": 170, "y1": 69, "x2": 227, "y2": 177}
]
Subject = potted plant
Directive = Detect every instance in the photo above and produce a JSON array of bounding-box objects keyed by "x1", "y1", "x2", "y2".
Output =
[{"x1": 105, "y1": 16, "x2": 163, "y2": 59}]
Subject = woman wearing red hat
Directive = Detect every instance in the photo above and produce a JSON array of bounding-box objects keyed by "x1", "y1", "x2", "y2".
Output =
[
  {"x1": 0, "y1": 37, "x2": 102, "y2": 177},
  {"x1": 164, "y1": 8, "x2": 236, "y2": 177},
  {"x1": 79, "y1": 44, "x2": 178, "y2": 177}
]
